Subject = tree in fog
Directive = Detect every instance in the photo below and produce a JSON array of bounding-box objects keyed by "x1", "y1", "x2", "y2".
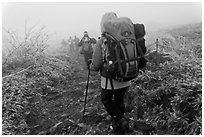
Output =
[{"x1": 2, "y1": 24, "x2": 49, "y2": 75}]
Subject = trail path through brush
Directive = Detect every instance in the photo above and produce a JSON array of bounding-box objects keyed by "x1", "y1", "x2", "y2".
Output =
[
  {"x1": 25, "y1": 53, "x2": 158, "y2": 135},
  {"x1": 27, "y1": 56, "x2": 111, "y2": 135},
  {"x1": 25, "y1": 50, "x2": 175, "y2": 135}
]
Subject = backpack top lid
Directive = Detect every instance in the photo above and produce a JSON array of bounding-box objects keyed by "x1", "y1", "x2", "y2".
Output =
[{"x1": 100, "y1": 12, "x2": 135, "y2": 41}]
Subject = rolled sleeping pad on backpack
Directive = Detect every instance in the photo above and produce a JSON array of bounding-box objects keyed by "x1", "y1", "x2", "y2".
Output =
[
  {"x1": 133, "y1": 24, "x2": 146, "y2": 39},
  {"x1": 133, "y1": 24, "x2": 146, "y2": 55}
]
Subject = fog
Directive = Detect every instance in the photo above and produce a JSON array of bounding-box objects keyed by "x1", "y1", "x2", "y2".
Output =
[{"x1": 2, "y1": 2, "x2": 202, "y2": 45}]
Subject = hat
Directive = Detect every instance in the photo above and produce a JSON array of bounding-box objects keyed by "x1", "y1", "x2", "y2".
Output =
[
  {"x1": 100, "y1": 12, "x2": 118, "y2": 33},
  {"x1": 84, "y1": 31, "x2": 88, "y2": 36}
]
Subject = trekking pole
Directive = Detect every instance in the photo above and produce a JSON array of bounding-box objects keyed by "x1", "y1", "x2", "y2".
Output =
[
  {"x1": 156, "y1": 38, "x2": 158, "y2": 54},
  {"x1": 156, "y1": 38, "x2": 159, "y2": 65},
  {"x1": 82, "y1": 66, "x2": 91, "y2": 119}
]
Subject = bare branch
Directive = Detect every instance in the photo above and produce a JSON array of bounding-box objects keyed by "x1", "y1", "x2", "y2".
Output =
[
  {"x1": 2, "y1": 65, "x2": 33, "y2": 79},
  {"x1": 3, "y1": 24, "x2": 49, "y2": 67}
]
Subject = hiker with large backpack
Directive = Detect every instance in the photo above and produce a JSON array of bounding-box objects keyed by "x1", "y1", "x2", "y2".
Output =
[
  {"x1": 78, "y1": 31, "x2": 96, "y2": 68},
  {"x1": 89, "y1": 12, "x2": 147, "y2": 134}
]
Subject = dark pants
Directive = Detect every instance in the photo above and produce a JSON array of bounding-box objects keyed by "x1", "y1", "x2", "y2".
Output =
[
  {"x1": 84, "y1": 52, "x2": 93, "y2": 66},
  {"x1": 101, "y1": 87, "x2": 128, "y2": 119}
]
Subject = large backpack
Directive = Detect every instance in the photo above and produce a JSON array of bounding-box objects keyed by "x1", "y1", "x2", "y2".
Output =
[{"x1": 100, "y1": 17, "x2": 145, "y2": 82}]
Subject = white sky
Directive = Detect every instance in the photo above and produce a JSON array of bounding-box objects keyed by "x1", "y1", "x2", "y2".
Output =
[{"x1": 2, "y1": 2, "x2": 202, "y2": 40}]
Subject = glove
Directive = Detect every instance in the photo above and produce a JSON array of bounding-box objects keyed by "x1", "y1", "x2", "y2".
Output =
[
  {"x1": 87, "y1": 59, "x2": 92, "y2": 69},
  {"x1": 88, "y1": 59, "x2": 92, "y2": 65}
]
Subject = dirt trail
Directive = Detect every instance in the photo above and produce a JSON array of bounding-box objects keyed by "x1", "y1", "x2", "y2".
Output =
[
  {"x1": 23, "y1": 52, "x2": 159, "y2": 135},
  {"x1": 26, "y1": 56, "x2": 111, "y2": 135}
]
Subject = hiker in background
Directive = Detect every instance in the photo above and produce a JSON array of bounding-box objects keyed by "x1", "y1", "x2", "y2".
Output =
[
  {"x1": 89, "y1": 12, "x2": 147, "y2": 134},
  {"x1": 73, "y1": 35, "x2": 80, "y2": 52},
  {"x1": 78, "y1": 31, "x2": 96, "y2": 68}
]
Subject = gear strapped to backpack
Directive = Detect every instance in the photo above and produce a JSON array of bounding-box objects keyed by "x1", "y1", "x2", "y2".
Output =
[
  {"x1": 100, "y1": 16, "x2": 146, "y2": 82},
  {"x1": 134, "y1": 23, "x2": 147, "y2": 69}
]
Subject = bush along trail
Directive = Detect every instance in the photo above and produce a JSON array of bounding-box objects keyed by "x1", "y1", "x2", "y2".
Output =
[{"x1": 2, "y1": 25, "x2": 202, "y2": 135}]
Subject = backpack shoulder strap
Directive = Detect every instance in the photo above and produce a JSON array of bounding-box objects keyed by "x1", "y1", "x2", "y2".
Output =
[
  {"x1": 104, "y1": 77, "x2": 115, "y2": 92},
  {"x1": 109, "y1": 78, "x2": 115, "y2": 92}
]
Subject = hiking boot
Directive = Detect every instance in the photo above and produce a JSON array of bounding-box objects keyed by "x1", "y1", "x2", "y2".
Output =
[
  {"x1": 115, "y1": 116, "x2": 130, "y2": 133},
  {"x1": 106, "y1": 115, "x2": 113, "y2": 124},
  {"x1": 110, "y1": 117, "x2": 121, "y2": 134}
]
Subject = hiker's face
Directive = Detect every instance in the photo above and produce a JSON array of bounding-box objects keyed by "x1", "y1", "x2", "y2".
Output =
[{"x1": 84, "y1": 32, "x2": 88, "y2": 37}]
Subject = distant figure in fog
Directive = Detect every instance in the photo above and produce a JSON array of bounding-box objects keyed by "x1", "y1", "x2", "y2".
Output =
[
  {"x1": 68, "y1": 36, "x2": 75, "y2": 55},
  {"x1": 78, "y1": 31, "x2": 96, "y2": 68}
]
